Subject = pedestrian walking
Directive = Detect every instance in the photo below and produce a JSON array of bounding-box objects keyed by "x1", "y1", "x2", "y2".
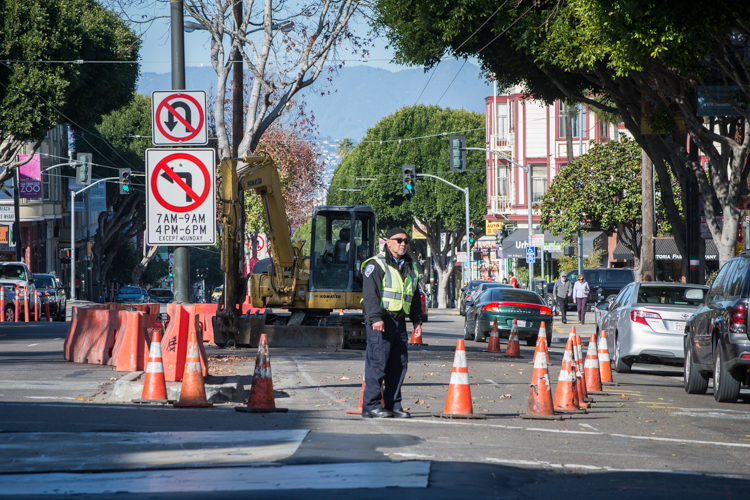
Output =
[
  {"x1": 360, "y1": 227, "x2": 424, "y2": 418},
  {"x1": 552, "y1": 272, "x2": 573, "y2": 324},
  {"x1": 572, "y1": 274, "x2": 590, "y2": 324},
  {"x1": 509, "y1": 271, "x2": 519, "y2": 288},
  {"x1": 501, "y1": 278, "x2": 508, "y2": 284}
]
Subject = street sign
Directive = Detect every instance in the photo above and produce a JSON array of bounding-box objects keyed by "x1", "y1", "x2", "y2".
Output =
[
  {"x1": 146, "y1": 149, "x2": 216, "y2": 246},
  {"x1": 0, "y1": 205, "x2": 14, "y2": 221},
  {"x1": 526, "y1": 246, "x2": 536, "y2": 263},
  {"x1": 531, "y1": 233, "x2": 545, "y2": 247},
  {"x1": 151, "y1": 90, "x2": 208, "y2": 146}
]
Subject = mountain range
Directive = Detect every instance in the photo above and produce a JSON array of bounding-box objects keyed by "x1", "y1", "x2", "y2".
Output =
[{"x1": 137, "y1": 59, "x2": 492, "y2": 144}]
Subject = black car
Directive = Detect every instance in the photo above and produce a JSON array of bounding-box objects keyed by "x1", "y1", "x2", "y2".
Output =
[
  {"x1": 567, "y1": 268, "x2": 635, "y2": 306},
  {"x1": 463, "y1": 287, "x2": 553, "y2": 345},
  {"x1": 148, "y1": 288, "x2": 174, "y2": 304},
  {"x1": 684, "y1": 252, "x2": 750, "y2": 402},
  {"x1": 460, "y1": 280, "x2": 494, "y2": 316},
  {"x1": 33, "y1": 273, "x2": 66, "y2": 321}
]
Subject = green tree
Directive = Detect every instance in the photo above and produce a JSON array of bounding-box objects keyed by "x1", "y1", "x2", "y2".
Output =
[
  {"x1": 372, "y1": 0, "x2": 750, "y2": 269},
  {"x1": 73, "y1": 93, "x2": 151, "y2": 289},
  {"x1": 327, "y1": 105, "x2": 486, "y2": 307},
  {"x1": 0, "y1": 0, "x2": 139, "y2": 183},
  {"x1": 336, "y1": 138, "x2": 354, "y2": 158}
]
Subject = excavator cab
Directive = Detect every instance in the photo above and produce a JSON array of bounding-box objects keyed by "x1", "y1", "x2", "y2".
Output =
[{"x1": 310, "y1": 206, "x2": 376, "y2": 293}]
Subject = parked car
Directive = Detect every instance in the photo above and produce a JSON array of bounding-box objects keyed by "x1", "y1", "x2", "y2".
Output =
[
  {"x1": 459, "y1": 280, "x2": 494, "y2": 315},
  {"x1": 148, "y1": 288, "x2": 174, "y2": 304},
  {"x1": 211, "y1": 286, "x2": 223, "y2": 303},
  {"x1": 684, "y1": 252, "x2": 750, "y2": 402},
  {"x1": 115, "y1": 286, "x2": 150, "y2": 304},
  {"x1": 596, "y1": 282, "x2": 708, "y2": 373},
  {"x1": 566, "y1": 268, "x2": 635, "y2": 307},
  {"x1": 464, "y1": 287, "x2": 553, "y2": 345},
  {"x1": 0, "y1": 261, "x2": 36, "y2": 306},
  {"x1": 33, "y1": 273, "x2": 67, "y2": 321}
]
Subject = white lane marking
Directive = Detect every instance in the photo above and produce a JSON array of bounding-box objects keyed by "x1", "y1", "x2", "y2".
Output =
[
  {"x1": 390, "y1": 417, "x2": 750, "y2": 449},
  {"x1": 0, "y1": 461, "x2": 431, "y2": 495},
  {"x1": 27, "y1": 344, "x2": 39, "y2": 347},
  {"x1": 484, "y1": 379, "x2": 499, "y2": 385},
  {"x1": 671, "y1": 411, "x2": 750, "y2": 421},
  {"x1": 579, "y1": 423, "x2": 599, "y2": 431},
  {"x1": 483, "y1": 457, "x2": 750, "y2": 480},
  {"x1": 0, "y1": 430, "x2": 309, "y2": 473},
  {"x1": 391, "y1": 452, "x2": 435, "y2": 459}
]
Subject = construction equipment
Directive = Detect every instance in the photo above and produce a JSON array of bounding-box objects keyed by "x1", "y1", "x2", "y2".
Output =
[{"x1": 213, "y1": 154, "x2": 376, "y2": 349}]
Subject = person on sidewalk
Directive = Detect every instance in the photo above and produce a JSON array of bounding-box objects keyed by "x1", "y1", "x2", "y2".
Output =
[
  {"x1": 572, "y1": 274, "x2": 590, "y2": 324},
  {"x1": 552, "y1": 272, "x2": 573, "y2": 324},
  {"x1": 360, "y1": 227, "x2": 423, "y2": 419},
  {"x1": 509, "y1": 272, "x2": 519, "y2": 288}
]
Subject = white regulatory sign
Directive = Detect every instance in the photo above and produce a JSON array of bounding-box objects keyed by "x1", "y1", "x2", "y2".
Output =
[
  {"x1": 151, "y1": 90, "x2": 208, "y2": 146},
  {"x1": 146, "y1": 149, "x2": 216, "y2": 246}
]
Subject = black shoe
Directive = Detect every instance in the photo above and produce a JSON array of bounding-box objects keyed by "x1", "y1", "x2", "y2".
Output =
[
  {"x1": 362, "y1": 408, "x2": 393, "y2": 418},
  {"x1": 562, "y1": 319, "x2": 566, "y2": 324},
  {"x1": 392, "y1": 409, "x2": 411, "y2": 418}
]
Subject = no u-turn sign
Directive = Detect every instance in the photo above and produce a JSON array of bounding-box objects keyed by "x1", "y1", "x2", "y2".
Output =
[{"x1": 146, "y1": 149, "x2": 216, "y2": 246}]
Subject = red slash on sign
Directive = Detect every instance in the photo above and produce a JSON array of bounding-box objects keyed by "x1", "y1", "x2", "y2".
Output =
[
  {"x1": 151, "y1": 152, "x2": 210, "y2": 213},
  {"x1": 154, "y1": 93, "x2": 205, "y2": 143}
]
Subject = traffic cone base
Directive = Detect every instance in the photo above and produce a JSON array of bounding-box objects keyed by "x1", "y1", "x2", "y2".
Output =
[
  {"x1": 236, "y1": 333, "x2": 286, "y2": 413},
  {"x1": 504, "y1": 319, "x2": 522, "y2": 358},
  {"x1": 174, "y1": 316, "x2": 213, "y2": 408},
  {"x1": 133, "y1": 328, "x2": 173, "y2": 404},
  {"x1": 437, "y1": 339, "x2": 486, "y2": 420},
  {"x1": 484, "y1": 318, "x2": 502, "y2": 353}
]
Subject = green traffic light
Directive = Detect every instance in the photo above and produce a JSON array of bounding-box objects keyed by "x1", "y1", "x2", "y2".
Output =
[{"x1": 122, "y1": 184, "x2": 129, "y2": 192}]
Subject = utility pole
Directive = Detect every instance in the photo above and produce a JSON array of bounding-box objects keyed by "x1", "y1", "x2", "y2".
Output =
[
  {"x1": 641, "y1": 150, "x2": 655, "y2": 281},
  {"x1": 171, "y1": 0, "x2": 190, "y2": 303}
]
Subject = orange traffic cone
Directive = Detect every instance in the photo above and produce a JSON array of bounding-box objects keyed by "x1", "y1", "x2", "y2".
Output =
[
  {"x1": 437, "y1": 339, "x2": 485, "y2": 419},
  {"x1": 408, "y1": 326, "x2": 428, "y2": 346},
  {"x1": 236, "y1": 333, "x2": 287, "y2": 413},
  {"x1": 572, "y1": 330, "x2": 592, "y2": 404},
  {"x1": 554, "y1": 338, "x2": 586, "y2": 413},
  {"x1": 133, "y1": 328, "x2": 171, "y2": 404},
  {"x1": 484, "y1": 318, "x2": 502, "y2": 353},
  {"x1": 34, "y1": 291, "x2": 38, "y2": 322},
  {"x1": 504, "y1": 319, "x2": 522, "y2": 358},
  {"x1": 23, "y1": 286, "x2": 29, "y2": 323},
  {"x1": 44, "y1": 292, "x2": 52, "y2": 322},
  {"x1": 523, "y1": 329, "x2": 562, "y2": 420},
  {"x1": 14, "y1": 284, "x2": 19, "y2": 322},
  {"x1": 585, "y1": 333, "x2": 605, "y2": 394},
  {"x1": 536, "y1": 322, "x2": 550, "y2": 364},
  {"x1": 0, "y1": 285, "x2": 5, "y2": 322},
  {"x1": 346, "y1": 376, "x2": 384, "y2": 414},
  {"x1": 598, "y1": 330, "x2": 615, "y2": 384},
  {"x1": 173, "y1": 317, "x2": 213, "y2": 408}
]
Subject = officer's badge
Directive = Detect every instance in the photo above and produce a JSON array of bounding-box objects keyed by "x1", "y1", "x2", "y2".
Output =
[{"x1": 364, "y1": 264, "x2": 375, "y2": 277}]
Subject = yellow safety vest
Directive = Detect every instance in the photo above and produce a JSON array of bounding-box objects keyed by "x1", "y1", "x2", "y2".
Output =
[{"x1": 362, "y1": 253, "x2": 418, "y2": 314}]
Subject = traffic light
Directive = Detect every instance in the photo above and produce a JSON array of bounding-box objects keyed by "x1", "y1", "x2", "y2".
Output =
[
  {"x1": 564, "y1": 245, "x2": 575, "y2": 256},
  {"x1": 168, "y1": 265, "x2": 173, "y2": 278},
  {"x1": 468, "y1": 226, "x2": 476, "y2": 247},
  {"x1": 402, "y1": 165, "x2": 417, "y2": 195},
  {"x1": 60, "y1": 248, "x2": 71, "y2": 262},
  {"x1": 449, "y1": 135, "x2": 466, "y2": 172},
  {"x1": 76, "y1": 153, "x2": 92, "y2": 185},
  {"x1": 119, "y1": 168, "x2": 132, "y2": 195}
]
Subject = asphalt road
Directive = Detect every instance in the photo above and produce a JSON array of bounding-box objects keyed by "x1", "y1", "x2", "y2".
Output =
[{"x1": 1, "y1": 310, "x2": 749, "y2": 499}]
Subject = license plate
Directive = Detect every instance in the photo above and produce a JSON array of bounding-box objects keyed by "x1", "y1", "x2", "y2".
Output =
[
  {"x1": 674, "y1": 321, "x2": 686, "y2": 332},
  {"x1": 517, "y1": 320, "x2": 527, "y2": 327}
]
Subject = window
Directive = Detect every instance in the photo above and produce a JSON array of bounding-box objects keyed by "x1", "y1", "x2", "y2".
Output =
[
  {"x1": 558, "y1": 102, "x2": 587, "y2": 138},
  {"x1": 496, "y1": 103, "x2": 508, "y2": 140},
  {"x1": 605, "y1": 269, "x2": 635, "y2": 282},
  {"x1": 727, "y1": 258, "x2": 748, "y2": 298},
  {"x1": 708, "y1": 261, "x2": 733, "y2": 303},
  {"x1": 598, "y1": 119, "x2": 609, "y2": 138},
  {"x1": 637, "y1": 285, "x2": 707, "y2": 305},
  {"x1": 43, "y1": 172, "x2": 50, "y2": 200},
  {"x1": 489, "y1": 288, "x2": 544, "y2": 305},
  {"x1": 497, "y1": 165, "x2": 509, "y2": 196},
  {"x1": 531, "y1": 164, "x2": 547, "y2": 202}
]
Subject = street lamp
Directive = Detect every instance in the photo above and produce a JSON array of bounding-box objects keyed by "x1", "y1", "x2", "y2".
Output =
[{"x1": 183, "y1": 20, "x2": 294, "y2": 35}]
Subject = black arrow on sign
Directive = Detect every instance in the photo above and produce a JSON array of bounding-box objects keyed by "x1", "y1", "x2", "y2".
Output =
[
  {"x1": 161, "y1": 171, "x2": 194, "y2": 202},
  {"x1": 164, "y1": 101, "x2": 192, "y2": 132}
]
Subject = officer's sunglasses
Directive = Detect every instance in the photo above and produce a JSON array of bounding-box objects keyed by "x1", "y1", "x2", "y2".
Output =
[{"x1": 390, "y1": 237, "x2": 410, "y2": 244}]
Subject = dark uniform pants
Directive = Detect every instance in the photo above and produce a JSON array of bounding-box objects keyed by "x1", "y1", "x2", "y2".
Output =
[
  {"x1": 363, "y1": 316, "x2": 408, "y2": 413},
  {"x1": 556, "y1": 296, "x2": 569, "y2": 322}
]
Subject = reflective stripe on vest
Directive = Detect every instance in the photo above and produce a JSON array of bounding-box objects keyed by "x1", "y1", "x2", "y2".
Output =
[{"x1": 362, "y1": 253, "x2": 418, "y2": 314}]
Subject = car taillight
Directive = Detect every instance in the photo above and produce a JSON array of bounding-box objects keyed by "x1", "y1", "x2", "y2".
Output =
[
  {"x1": 730, "y1": 303, "x2": 747, "y2": 333},
  {"x1": 484, "y1": 302, "x2": 500, "y2": 312},
  {"x1": 631, "y1": 310, "x2": 661, "y2": 327},
  {"x1": 539, "y1": 307, "x2": 552, "y2": 315}
]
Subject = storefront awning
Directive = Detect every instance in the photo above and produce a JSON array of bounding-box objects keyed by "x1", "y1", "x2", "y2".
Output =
[
  {"x1": 611, "y1": 237, "x2": 718, "y2": 261},
  {"x1": 501, "y1": 229, "x2": 605, "y2": 259}
]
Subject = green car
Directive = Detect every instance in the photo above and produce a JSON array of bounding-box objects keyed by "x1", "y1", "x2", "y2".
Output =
[{"x1": 464, "y1": 287, "x2": 553, "y2": 345}]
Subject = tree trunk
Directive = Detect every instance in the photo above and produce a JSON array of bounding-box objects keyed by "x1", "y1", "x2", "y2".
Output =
[
  {"x1": 565, "y1": 104, "x2": 574, "y2": 164},
  {"x1": 641, "y1": 150, "x2": 655, "y2": 280},
  {"x1": 132, "y1": 245, "x2": 159, "y2": 286}
]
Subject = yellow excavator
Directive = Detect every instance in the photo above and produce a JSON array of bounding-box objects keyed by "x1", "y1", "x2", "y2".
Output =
[{"x1": 212, "y1": 153, "x2": 376, "y2": 349}]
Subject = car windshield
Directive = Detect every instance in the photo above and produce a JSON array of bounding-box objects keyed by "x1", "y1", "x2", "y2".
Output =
[
  {"x1": 120, "y1": 287, "x2": 141, "y2": 294},
  {"x1": 489, "y1": 289, "x2": 544, "y2": 305},
  {"x1": 468, "y1": 281, "x2": 488, "y2": 291},
  {"x1": 636, "y1": 286, "x2": 706, "y2": 306},
  {"x1": 34, "y1": 276, "x2": 56, "y2": 288},
  {"x1": 149, "y1": 289, "x2": 173, "y2": 298},
  {"x1": 0, "y1": 265, "x2": 25, "y2": 280},
  {"x1": 214, "y1": 287, "x2": 223, "y2": 293}
]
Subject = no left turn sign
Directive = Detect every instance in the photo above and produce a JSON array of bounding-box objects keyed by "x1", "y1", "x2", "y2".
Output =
[
  {"x1": 146, "y1": 149, "x2": 216, "y2": 246},
  {"x1": 151, "y1": 90, "x2": 208, "y2": 146}
]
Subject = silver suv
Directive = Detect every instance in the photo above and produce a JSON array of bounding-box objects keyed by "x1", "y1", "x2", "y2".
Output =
[{"x1": 0, "y1": 262, "x2": 36, "y2": 304}]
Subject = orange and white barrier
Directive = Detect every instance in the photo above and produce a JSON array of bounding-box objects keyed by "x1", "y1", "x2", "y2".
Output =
[
  {"x1": 523, "y1": 328, "x2": 561, "y2": 420},
  {"x1": 598, "y1": 330, "x2": 614, "y2": 384},
  {"x1": 438, "y1": 339, "x2": 485, "y2": 419},
  {"x1": 553, "y1": 338, "x2": 585, "y2": 413}
]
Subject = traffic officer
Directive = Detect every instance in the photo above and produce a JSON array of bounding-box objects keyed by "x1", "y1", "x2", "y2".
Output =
[{"x1": 360, "y1": 227, "x2": 423, "y2": 418}]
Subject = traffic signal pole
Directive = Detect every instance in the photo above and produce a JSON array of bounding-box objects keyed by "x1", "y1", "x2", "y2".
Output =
[{"x1": 171, "y1": 1, "x2": 190, "y2": 304}]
